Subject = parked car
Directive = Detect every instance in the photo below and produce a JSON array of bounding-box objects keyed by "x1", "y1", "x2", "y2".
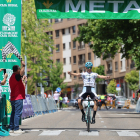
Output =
[
  {"x1": 115, "y1": 97, "x2": 127, "y2": 109},
  {"x1": 67, "y1": 99, "x2": 77, "y2": 107}
]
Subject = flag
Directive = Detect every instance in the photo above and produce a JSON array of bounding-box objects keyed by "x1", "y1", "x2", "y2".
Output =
[{"x1": 2, "y1": 41, "x2": 22, "y2": 62}]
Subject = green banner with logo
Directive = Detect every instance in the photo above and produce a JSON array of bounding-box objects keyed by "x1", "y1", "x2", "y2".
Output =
[
  {"x1": 35, "y1": 0, "x2": 140, "y2": 19},
  {"x1": 0, "y1": 0, "x2": 22, "y2": 125}
]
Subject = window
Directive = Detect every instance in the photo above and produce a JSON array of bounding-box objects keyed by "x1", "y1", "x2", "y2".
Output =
[
  {"x1": 49, "y1": 19, "x2": 52, "y2": 23},
  {"x1": 55, "y1": 19, "x2": 59, "y2": 23},
  {"x1": 73, "y1": 41, "x2": 76, "y2": 49},
  {"x1": 69, "y1": 57, "x2": 71, "y2": 64},
  {"x1": 56, "y1": 44, "x2": 60, "y2": 52},
  {"x1": 115, "y1": 62, "x2": 118, "y2": 71},
  {"x1": 56, "y1": 59, "x2": 60, "y2": 63},
  {"x1": 120, "y1": 61, "x2": 122, "y2": 70},
  {"x1": 73, "y1": 56, "x2": 76, "y2": 64},
  {"x1": 73, "y1": 70, "x2": 76, "y2": 79},
  {"x1": 72, "y1": 26, "x2": 76, "y2": 34},
  {"x1": 69, "y1": 27, "x2": 70, "y2": 34},
  {"x1": 63, "y1": 58, "x2": 66, "y2": 65},
  {"x1": 88, "y1": 53, "x2": 91, "y2": 60},
  {"x1": 55, "y1": 30, "x2": 59, "y2": 37},
  {"x1": 64, "y1": 72, "x2": 66, "y2": 79},
  {"x1": 69, "y1": 42, "x2": 71, "y2": 49},
  {"x1": 62, "y1": 29, "x2": 65, "y2": 35},
  {"x1": 63, "y1": 43, "x2": 65, "y2": 50}
]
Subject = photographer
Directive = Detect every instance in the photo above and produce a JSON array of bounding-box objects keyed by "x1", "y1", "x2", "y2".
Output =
[{"x1": 0, "y1": 69, "x2": 8, "y2": 99}]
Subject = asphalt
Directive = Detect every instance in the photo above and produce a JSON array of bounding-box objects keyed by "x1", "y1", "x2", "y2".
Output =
[{"x1": 2, "y1": 106, "x2": 140, "y2": 140}]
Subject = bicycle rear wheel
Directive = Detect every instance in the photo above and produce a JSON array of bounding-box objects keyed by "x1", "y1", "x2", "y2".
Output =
[{"x1": 87, "y1": 107, "x2": 90, "y2": 132}]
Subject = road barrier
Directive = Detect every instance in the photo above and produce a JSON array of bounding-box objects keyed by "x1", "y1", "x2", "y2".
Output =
[
  {"x1": 0, "y1": 95, "x2": 9, "y2": 136},
  {"x1": 22, "y1": 95, "x2": 58, "y2": 119},
  {"x1": 136, "y1": 98, "x2": 140, "y2": 113}
]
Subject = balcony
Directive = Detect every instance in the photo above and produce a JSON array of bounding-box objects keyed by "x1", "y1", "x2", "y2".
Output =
[
  {"x1": 106, "y1": 70, "x2": 112, "y2": 74},
  {"x1": 78, "y1": 45, "x2": 85, "y2": 50},
  {"x1": 78, "y1": 60, "x2": 85, "y2": 65},
  {"x1": 106, "y1": 54, "x2": 112, "y2": 61},
  {"x1": 130, "y1": 63, "x2": 135, "y2": 69}
]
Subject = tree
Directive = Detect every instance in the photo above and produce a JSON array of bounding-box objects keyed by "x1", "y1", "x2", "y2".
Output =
[
  {"x1": 21, "y1": 0, "x2": 54, "y2": 94},
  {"x1": 124, "y1": 70, "x2": 139, "y2": 93},
  {"x1": 73, "y1": 83, "x2": 79, "y2": 98},
  {"x1": 75, "y1": 19, "x2": 140, "y2": 69},
  {"x1": 106, "y1": 79, "x2": 118, "y2": 95},
  {"x1": 48, "y1": 62, "x2": 67, "y2": 92},
  {"x1": 92, "y1": 65, "x2": 105, "y2": 83}
]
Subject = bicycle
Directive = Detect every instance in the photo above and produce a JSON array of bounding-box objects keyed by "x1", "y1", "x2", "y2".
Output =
[{"x1": 83, "y1": 96, "x2": 94, "y2": 132}]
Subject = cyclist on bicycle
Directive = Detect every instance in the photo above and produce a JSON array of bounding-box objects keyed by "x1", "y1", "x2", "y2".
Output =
[{"x1": 68, "y1": 62, "x2": 109, "y2": 124}]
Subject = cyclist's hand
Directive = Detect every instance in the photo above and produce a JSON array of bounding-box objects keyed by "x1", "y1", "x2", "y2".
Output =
[
  {"x1": 68, "y1": 71, "x2": 71, "y2": 75},
  {"x1": 106, "y1": 76, "x2": 110, "y2": 79}
]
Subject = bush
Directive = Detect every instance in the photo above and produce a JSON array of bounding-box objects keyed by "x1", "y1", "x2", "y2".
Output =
[{"x1": 62, "y1": 103, "x2": 68, "y2": 108}]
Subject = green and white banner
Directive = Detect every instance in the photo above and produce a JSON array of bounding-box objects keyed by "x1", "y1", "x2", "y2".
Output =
[
  {"x1": 0, "y1": 0, "x2": 22, "y2": 124},
  {"x1": 35, "y1": 0, "x2": 140, "y2": 19}
]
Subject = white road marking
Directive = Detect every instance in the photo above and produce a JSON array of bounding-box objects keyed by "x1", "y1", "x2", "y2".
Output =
[
  {"x1": 79, "y1": 131, "x2": 99, "y2": 136},
  {"x1": 9, "y1": 133, "x2": 21, "y2": 136},
  {"x1": 117, "y1": 131, "x2": 139, "y2": 136},
  {"x1": 99, "y1": 118, "x2": 102, "y2": 119},
  {"x1": 31, "y1": 130, "x2": 40, "y2": 131},
  {"x1": 39, "y1": 130, "x2": 65, "y2": 136},
  {"x1": 103, "y1": 126, "x2": 107, "y2": 128},
  {"x1": 101, "y1": 121, "x2": 104, "y2": 123}
]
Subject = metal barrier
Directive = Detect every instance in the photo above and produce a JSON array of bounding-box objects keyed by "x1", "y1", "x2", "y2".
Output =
[
  {"x1": 0, "y1": 95, "x2": 9, "y2": 136},
  {"x1": 31, "y1": 95, "x2": 40, "y2": 115}
]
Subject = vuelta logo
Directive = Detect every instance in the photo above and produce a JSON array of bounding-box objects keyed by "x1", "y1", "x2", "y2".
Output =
[
  {"x1": 6, "y1": 0, "x2": 12, "y2": 3},
  {"x1": 43, "y1": 0, "x2": 53, "y2": 9},
  {"x1": 0, "y1": 47, "x2": 13, "y2": 58}
]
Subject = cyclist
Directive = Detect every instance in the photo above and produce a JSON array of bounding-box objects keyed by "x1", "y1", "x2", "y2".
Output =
[{"x1": 68, "y1": 62, "x2": 109, "y2": 124}]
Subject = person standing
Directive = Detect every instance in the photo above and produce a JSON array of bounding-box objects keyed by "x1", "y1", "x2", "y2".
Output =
[
  {"x1": 48, "y1": 92, "x2": 52, "y2": 98},
  {"x1": 59, "y1": 95, "x2": 63, "y2": 109},
  {"x1": 0, "y1": 69, "x2": 8, "y2": 99},
  {"x1": 53, "y1": 91, "x2": 60, "y2": 103},
  {"x1": 64, "y1": 94, "x2": 68, "y2": 104},
  {"x1": 9, "y1": 61, "x2": 26, "y2": 134}
]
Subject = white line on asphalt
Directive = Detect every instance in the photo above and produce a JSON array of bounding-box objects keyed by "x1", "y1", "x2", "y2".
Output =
[
  {"x1": 99, "y1": 118, "x2": 102, "y2": 119},
  {"x1": 9, "y1": 133, "x2": 21, "y2": 136},
  {"x1": 39, "y1": 130, "x2": 65, "y2": 136},
  {"x1": 30, "y1": 130, "x2": 40, "y2": 131},
  {"x1": 103, "y1": 126, "x2": 107, "y2": 128},
  {"x1": 79, "y1": 131, "x2": 99, "y2": 136},
  {"x1": 117, "y1": 131, "x2": 139, "y2": 136},
  {"x1": 101, "y1": 121, "x2": 104, "y2": 123}
]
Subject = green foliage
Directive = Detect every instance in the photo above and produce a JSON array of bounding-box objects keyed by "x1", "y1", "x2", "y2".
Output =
[
  {"x1": 92, "y1": 65, "x2": 105, "y2": 83},
  {"x1": 21, "y1": 0, "x2": 54, "y2": 94},
  {"x1": 62, "y1": 103, "x2": 68, "y2": 108},
  {"x1": 75, "y1": 19, "x2": 140, "y2": 69},
  {"x1": 125, "y1": 70, "x2": 139, "y2": 91},
  {"x1": 106, "y1": 79, "x2": 118, "y2": 95},
  {"x1": 48, "y1": 62, "x2": 67, "y2": 92}
]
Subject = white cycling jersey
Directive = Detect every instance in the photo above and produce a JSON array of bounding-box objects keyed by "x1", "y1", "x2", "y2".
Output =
[{"x1": 80, "y1": 72, "x2": 98, "y2": 87}]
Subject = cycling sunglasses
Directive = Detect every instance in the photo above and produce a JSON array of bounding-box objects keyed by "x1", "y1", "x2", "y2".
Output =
[{"x1": 87, "y1": 67, "x2": 92, "y2": 69}]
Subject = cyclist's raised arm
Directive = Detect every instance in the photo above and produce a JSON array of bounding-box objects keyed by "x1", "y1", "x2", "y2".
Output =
[
  {"x1": 97, "y1": 75, "x2": 110, "y2": 79},
  {"x1": 67, "y1": 71, "x2": 81, "y2": 76}
]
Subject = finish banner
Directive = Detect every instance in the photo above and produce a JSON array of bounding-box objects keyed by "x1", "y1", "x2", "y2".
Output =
[
  {"x1": 35, "y1": 0, "x2": 140, "y2": 19},
  {"x1": 0, "y1": 0, "x2": 22, "y2": 124}
]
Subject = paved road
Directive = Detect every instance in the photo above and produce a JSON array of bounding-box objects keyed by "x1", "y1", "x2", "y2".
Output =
[{"x1": 2, "y1": 108, "x2": 140, "y2": 140}]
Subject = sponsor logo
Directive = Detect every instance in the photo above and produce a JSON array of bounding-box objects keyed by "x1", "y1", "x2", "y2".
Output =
[
  {"x1": 6, "y1": 0, "x2": 12, "y2": 3},
  {"x1": 2, "y1": 13, "x2": 16, "y2": 31},
  {"x1": 43, "y1": 0, "x2": 53, "y2": 9},
  {"x1": 0, "y1": 47, "x2": 13, "y2": 58}
]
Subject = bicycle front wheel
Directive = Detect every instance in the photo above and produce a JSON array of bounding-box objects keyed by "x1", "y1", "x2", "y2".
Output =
[{"x1": 87, "y1": 107, "x2": 90, "y2": 132}]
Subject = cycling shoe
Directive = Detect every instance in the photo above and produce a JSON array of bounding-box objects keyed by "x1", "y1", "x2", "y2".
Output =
[
  {"x1": 91, "y1": 117, "x2": 95, "y2": 124},
  {"x1": 82, "y1": 114, "x2": 85, "y2": 122}
]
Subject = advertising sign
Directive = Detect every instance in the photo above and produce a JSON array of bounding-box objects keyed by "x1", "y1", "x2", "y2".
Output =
[
  {"x1": 35, "y1": 0, "x2": 140, "y2": 19},
  {"x1": 0, "y1": 0, "x2": 22, "y2": 124}
]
